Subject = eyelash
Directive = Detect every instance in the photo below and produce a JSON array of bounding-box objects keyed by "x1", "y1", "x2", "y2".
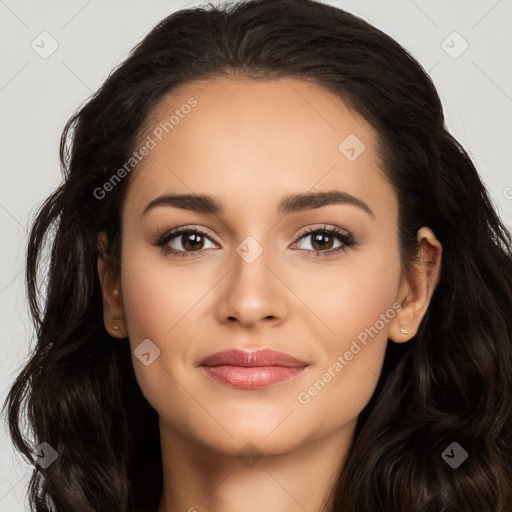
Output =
[{"x1": 155, "y1": 224, "x2": 356, "y2": 258}]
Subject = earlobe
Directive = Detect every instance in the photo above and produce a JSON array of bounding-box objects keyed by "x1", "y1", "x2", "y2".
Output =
[
  {"x1": 389, "y1": 227, "x2": 442, "y2": 343},
  {"x1": 97, "y1": 231, "x2": 127, "y2": 339}
]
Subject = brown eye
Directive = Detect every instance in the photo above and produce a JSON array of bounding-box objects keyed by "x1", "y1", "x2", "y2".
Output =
[
  {"x1": 177, "y1": 232, "x2": 206, "y2": 251},
  {"x1": 156, "y1": 227, "x2": 218, "y2": 256},
  {"x1": 301, "y1": 231, "x2": 338, "y2": 251},
  {"x1": 293, "y1": 226, "x2": 356, "y2": 257}
]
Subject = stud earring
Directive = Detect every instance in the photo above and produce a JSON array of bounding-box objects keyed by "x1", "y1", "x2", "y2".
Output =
[
  {"x1": 113, "y1": 324, "x2": 119, "y2": 330},
  {"x1": 400, "y1": 325, "x2": 408, "y2": 334}
]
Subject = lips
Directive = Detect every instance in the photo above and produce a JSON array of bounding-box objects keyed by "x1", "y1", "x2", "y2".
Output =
[
  {"x1": 199, "y1": 349, "x2": 309, "y2": 389},
  {"x1": 199, "y1": 349, "x2": 308, "y2": 368}
]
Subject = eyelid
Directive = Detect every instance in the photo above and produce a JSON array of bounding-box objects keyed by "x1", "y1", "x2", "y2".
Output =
[
  {"x1": 156, "y1": 223, "x2": 352, "y2": 245},
  {"x1": 291, "y1": 224, "x2": 355, "y2": 250},
  {"x1": 154, "y1": 224, "x2": 220, "y2": 246},
  {"x1": 154, "y1": 223, "x2": 357, "y2": 257},
  {"x1": 293, "y1": 224, "x2": 352, "y2": 239}
]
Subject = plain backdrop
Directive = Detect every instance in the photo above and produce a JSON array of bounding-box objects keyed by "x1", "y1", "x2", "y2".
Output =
[{"x1": 1, "y1": 0, "x2": 511, "y2": 509}]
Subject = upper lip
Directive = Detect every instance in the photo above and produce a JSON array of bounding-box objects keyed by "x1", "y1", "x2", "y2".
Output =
[{"x1": 199, "y1": 349, "x2": 309, "y2": 368}]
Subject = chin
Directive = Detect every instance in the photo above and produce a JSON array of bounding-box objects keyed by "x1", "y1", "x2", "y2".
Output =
[{"x1": 194, "y1": 425, "x2": 305, "y2": 458}]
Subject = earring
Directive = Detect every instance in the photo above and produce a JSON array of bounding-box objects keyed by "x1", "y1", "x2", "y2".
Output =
[
  {"x1": 113, "y1": 324, "x2": 119, "y2": 330},
  {"x1": 400, "y1": 325, "x2": 408, "y2": 334}
]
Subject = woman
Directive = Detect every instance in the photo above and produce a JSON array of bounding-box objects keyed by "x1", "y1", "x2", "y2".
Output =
[{"x1": 3, "y1": 0, "x2": 512, "y2": 510}]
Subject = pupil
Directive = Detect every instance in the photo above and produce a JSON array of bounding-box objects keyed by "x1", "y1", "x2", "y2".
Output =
[
  {"x1": 312, "y1": 233, "x2": 332, "y2": 250},
  {"x1": 184, "y1": 233, "x2": 203, "y2": 250}
]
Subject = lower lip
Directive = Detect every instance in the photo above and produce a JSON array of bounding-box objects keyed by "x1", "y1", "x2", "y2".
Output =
[{"x1": 200, "y1": 365, "x2": 308, "y2": 389}]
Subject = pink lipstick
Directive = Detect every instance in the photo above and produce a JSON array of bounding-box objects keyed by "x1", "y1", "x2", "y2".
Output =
[{"x1": 199, "y1": 349, "x2": 309, "y2": 389}]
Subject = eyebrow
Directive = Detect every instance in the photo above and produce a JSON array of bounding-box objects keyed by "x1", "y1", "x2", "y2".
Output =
[{"x1": 141, "y1": 190, "x2": 375, "y2": 219}]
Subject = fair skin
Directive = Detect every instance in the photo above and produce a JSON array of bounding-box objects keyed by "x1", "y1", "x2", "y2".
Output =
[{"x1": 97, "y1": 77, "x2": 442, "y2": 512}]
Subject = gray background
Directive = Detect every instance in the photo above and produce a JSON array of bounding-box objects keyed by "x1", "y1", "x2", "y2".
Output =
[{"x1": 1, "y1": 0, "x2": 511, "y2": 509}]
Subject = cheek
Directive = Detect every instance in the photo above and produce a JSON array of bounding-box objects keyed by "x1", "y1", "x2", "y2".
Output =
[
  {"x1": 293, "y1": 240, "x2": 401, "y2": 425},
  {"x1": 120, "y1": 242, "x2": 212, "y2": 342},
  {"x1": 118, "y1": 244, "x2": 213, "y2": 392},
  {"x1": 293, "y1": 238, "x2": 401, "y2": 349}
]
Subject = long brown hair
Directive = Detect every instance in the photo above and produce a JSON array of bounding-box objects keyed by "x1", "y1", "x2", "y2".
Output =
[{"x1": 3, "y1": 0, "x2": 512, "y2": 510}]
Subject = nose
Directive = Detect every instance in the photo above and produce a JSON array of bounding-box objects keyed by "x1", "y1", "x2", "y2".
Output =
[{"x1": 216, "y1": 245, "x2": 289, "y2": 329}]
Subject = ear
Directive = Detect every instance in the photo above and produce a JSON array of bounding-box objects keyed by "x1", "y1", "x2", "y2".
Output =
[
  {"x1": 97, "y1": 231, "x2": 127, "y2": 338},
  {"x1": 389, "y1": 227, "x2": 442, "y2": 343}
]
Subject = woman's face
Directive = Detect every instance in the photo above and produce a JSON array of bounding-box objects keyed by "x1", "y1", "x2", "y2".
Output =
[{"x1": 109, "y1": 76, "x2": 414, "y2": 455}]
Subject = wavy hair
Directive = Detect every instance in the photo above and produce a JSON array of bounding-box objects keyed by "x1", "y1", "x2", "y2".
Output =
[{"x1": 3, "y1": 0, "x2": 512, "y2": 510}]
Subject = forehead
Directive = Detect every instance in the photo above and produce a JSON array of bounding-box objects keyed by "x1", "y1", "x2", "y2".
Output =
[{"x1": 123, "y1": 76, "x2": 396, "y2": 224}]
